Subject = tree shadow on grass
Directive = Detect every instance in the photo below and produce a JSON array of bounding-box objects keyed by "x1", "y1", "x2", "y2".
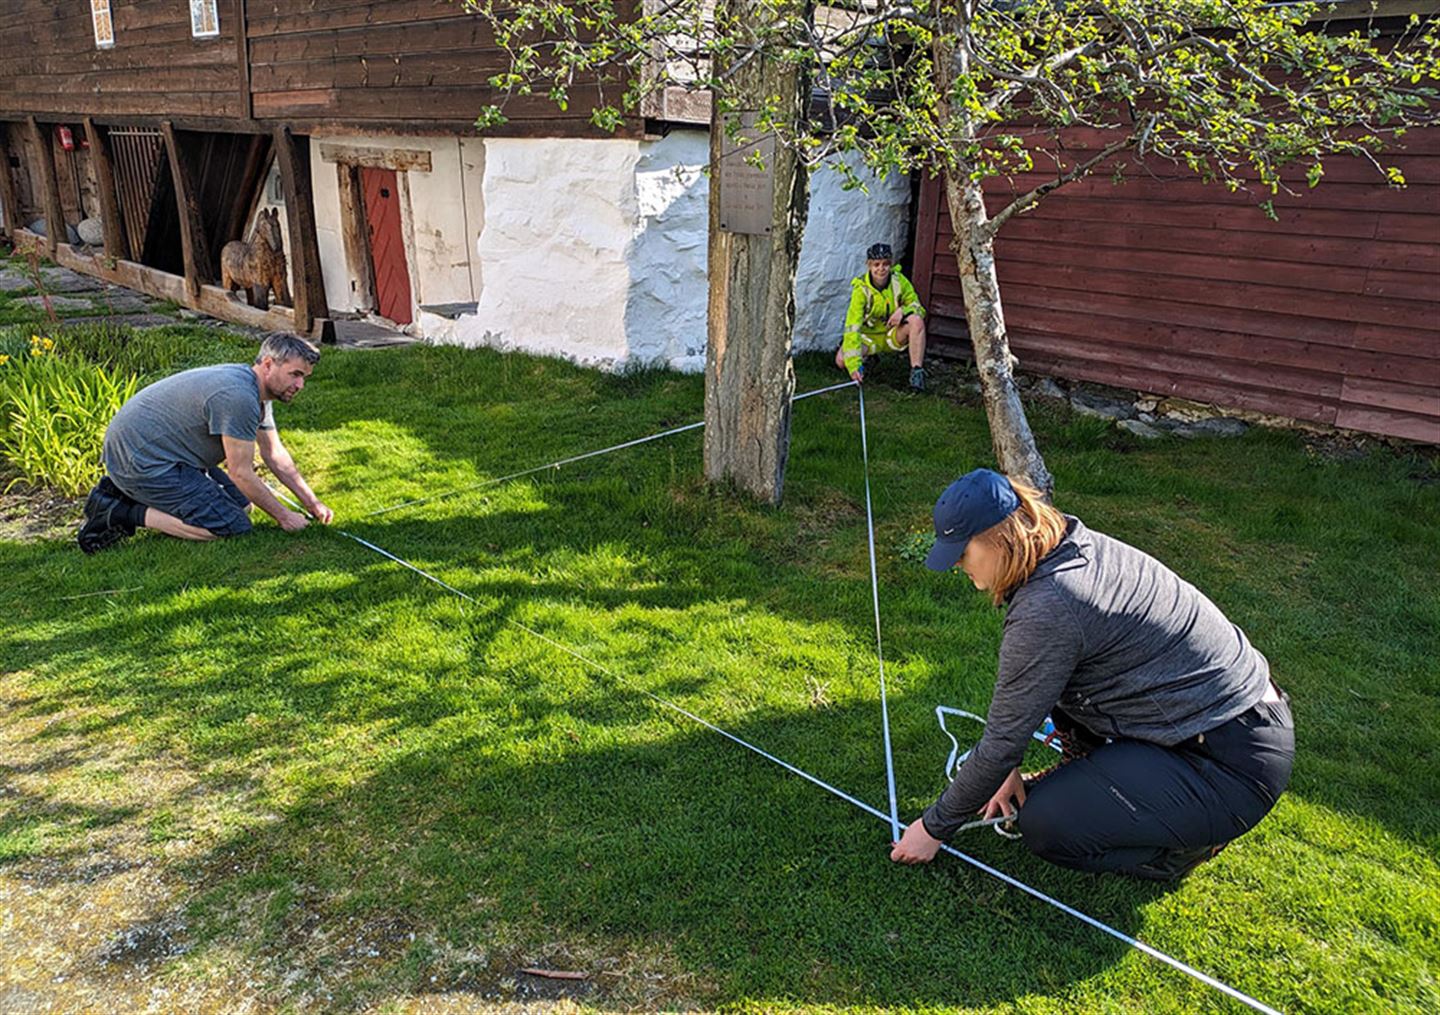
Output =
[{"x1": 48, "y1": 685, "x2": 1196, "y2": 1011}]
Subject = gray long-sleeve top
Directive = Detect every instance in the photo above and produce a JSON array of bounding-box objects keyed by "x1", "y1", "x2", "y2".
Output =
[{"x1": 921, "y1": 516, "x2": 1271, "y2": 841}]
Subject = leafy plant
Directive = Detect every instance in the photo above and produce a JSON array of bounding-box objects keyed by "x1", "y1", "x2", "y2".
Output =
[
  {"x1": 897, "y1": 527, "x2": 936, "y2": 565},
  {"x1": 0, "y1": 336, "x2": 139, "y2": 495}
]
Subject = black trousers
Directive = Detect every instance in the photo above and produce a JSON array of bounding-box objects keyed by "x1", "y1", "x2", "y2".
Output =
[{"x1": 1017, "y1": 694, "x2": 1294, "y2": 877}]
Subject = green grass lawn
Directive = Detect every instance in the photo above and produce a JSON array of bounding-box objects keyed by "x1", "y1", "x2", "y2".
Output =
[{"x1": 1, "y1": 341, "x2": 1437, "y2": 1012}]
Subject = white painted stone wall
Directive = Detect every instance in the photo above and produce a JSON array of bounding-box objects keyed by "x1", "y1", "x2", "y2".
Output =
[
  {"x1": 794, "y1": 153, "x2": 913, "y2": 353},
  {"x1": 309, "y1": 134, "x2": 484, "y2": 323},
  {"x1": 305, "y1": 130, "x2": 909, "y2": 368}
]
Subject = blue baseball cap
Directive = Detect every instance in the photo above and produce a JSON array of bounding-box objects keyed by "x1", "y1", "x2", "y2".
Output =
[{"x1": 923, "y1": 469, "x2": 1020, "y2": 571}]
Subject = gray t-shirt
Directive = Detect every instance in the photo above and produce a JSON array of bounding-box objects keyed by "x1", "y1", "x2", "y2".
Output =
[
  {"x1": 103, "y1": 363, "x2": 275, "y2": 483},
  {"x1": 921, "y1": 517, "x2": 1271, "y2": 840}
]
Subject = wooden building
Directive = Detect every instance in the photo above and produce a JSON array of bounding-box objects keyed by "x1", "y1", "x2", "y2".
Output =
[
  {"x1": 910, "y1": 137, "x2": 1440, "y2": 443},
  {"x1": 0, "y1": 0, "x2": 908, "y2": 371},
  {"x1": 908, "y1": 5, "x2": 1440, "y2": 444}
]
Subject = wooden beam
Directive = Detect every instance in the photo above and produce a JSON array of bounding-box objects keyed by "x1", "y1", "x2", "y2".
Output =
[
  {"x1": 160, "y1": 120, "x2": 210, "y2": 299},
  {"x1": 0, "y1": 122, "x2": 19, "y2": 243},
  {"x1": 335, "y1": 162, "x2": 375, "y2": 313},
  {"x1": 82, "y1": 117, "x2": 127, "y2": 260},
  {"x1": 234, "y1": 0, "x2": 254, "y2": 121},
  {"x1": 220, "y1": 133, "x2": 271, "y2": 251},
  {"x1": 272, "y1": 125, "x2": 328, "y2": 334},
  {"x1": 27, "y1": 116, "x2": 66, "y2": 257},
  {"x1": 318, "y1": 143, "x2": 432, "y2": 173}
]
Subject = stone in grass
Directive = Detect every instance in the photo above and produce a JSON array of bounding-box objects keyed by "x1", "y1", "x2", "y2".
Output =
[
  {"x1": 1070, "y1": 389, "x2": 1137, "y2": 421},
  {"x1": 1117, "y1": 419, "x2": 1166, "y2": 440},
  {"x1": 1032, "y1": 377, "x2": 1068, "y2": 400},
  {"x1": 0, "y1": 268, "x2": 32, "y2": 292},
  {"x1": 90, "y1": 291, "x2": 154, "y2": 314},
  {"x1": 37, "y1": 266, "x2": 102, "y2": 293},
  {"x1": 1175, "y1": 417, "x2": 1250, "y2": 439},
  {"x1": 14, "y1": 294, "x2": 96, "y2": 313}
]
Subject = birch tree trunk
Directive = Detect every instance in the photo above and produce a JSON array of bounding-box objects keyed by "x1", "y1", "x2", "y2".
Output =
[
  {"x1": 702, "y1": 0, "x2": 812, "y2": 506},
  {"x1": 933, "y1": 8, "x2": 1054, "y2": 495},
  {"x1": 943, "y1": 176, "x2": 1054, "y2": 495}
]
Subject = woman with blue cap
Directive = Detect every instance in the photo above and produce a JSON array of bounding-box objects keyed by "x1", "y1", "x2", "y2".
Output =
[{"x1": 889, "y1": 469, "x2": 1294, "y2": 879}]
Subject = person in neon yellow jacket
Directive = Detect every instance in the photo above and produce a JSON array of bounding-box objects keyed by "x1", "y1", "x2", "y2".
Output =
[{"x1": 834, "y1": 242, "x2": 928, "y2": 391}]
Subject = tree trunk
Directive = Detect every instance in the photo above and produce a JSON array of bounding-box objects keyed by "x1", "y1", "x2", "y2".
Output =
[
  {"x1": 932, "y1": 13, "x2": 1053, "y2": 496},
  {"x1": 702, "y1": 0, "x2": 812, "y2": 506},
  {"x1": 943, "y1": 175, "x2": 1053, "y2": 495}
]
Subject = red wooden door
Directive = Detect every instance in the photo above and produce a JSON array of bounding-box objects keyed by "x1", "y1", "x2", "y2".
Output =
[{"x1": 360, "y1": 166, "x2": 413, "y2": 324}]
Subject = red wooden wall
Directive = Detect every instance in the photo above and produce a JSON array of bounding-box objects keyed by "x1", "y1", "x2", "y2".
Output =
[{"x1": 912, "y1": 130, "x2": 1440, "y2": 443}]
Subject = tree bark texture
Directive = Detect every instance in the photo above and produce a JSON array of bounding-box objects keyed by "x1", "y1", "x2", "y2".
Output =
[
  {"x1": 932, "y1": 14, "x2": 1053, "y2": 496},
  {"x1": 943, "y1": 175, "x2": 1053, "y2": 495},
  {"x1": 702, "y1": 0, "x2": 812, "y2": 506}
]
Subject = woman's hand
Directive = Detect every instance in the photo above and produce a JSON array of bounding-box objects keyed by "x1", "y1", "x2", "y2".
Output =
[
  {"x1": 887, "y1": 309, "x2": 904, "y2": 328},
  {"x1": 980, "y1": 766, "x2": 1027, "y2": 821},
  {"x1": 890, "y1": 818, "x2": 943, "y2": 865}
]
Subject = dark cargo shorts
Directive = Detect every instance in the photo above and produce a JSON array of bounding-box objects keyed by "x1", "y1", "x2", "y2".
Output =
[{"x1": 113, "y1": 464, "x2": 253, "y2": 537}]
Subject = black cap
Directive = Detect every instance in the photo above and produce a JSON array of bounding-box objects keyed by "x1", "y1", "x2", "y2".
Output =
[{"x1": 866, "y1": 242, "x2": 893, "y2": 261}]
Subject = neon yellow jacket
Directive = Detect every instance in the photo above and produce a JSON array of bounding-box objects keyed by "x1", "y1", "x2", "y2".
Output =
[{"x1": 841, "y1": 268, "x2": 925, "y2": 375}]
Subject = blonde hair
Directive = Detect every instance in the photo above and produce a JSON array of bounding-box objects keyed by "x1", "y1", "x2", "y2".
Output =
[{"x1": 978, "y1": 476, "x2": 1068, "y2": 606}]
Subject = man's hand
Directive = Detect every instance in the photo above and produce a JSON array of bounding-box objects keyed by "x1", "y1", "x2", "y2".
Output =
[
  {"x1": 890, "y1": 818, "x2": 943, "y2": 865},
  {"x1": 306, "y1": 499, "x2": 334, "y2": 525},
  {"x1": 278, "y1": 509, "x2": 310, "y2": 533},
  {"x1": 980, "y1": 766, "x2": 1027, "y2": 821},
  {"x1": 887, "y1": 309, "x2": 904, "y2": 328}
]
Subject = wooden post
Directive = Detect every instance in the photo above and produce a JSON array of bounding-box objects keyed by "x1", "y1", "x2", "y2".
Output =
[
  {"x1": 335, "y1": 163, "x2": 375, "y2": 313},
  {"x1": 0, "y1": 123, "x2": 19, "y2": 244},
  {"x1": 272, "y1": 125, "x2": 328, "y2": 335},
  {"x1": 161, "y1": 120, "x2": 210, "y2": 299},
  {"x1": 82, "y1": 118, "x2": 127, "y2": 261},
  {"x1": 27, "y1": 116, "x2": 66, "y2": 257},
  {"x1": 234, "y1": 0, "x2": 253, "y2": 121}
]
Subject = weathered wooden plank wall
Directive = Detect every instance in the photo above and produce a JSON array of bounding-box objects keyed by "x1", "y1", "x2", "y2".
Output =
[
  {"x1": 912, "y1": 128, "x2": 1440, "y2": 443},
  {"x1": 0, "y1": 1, "x2": 636, "y2": 138},
  {"x1": 0, "y1": 1, "x2": 244, "y2": 121},
  {"x1": 243, "y1": 0, "x2": 637, "y2": 136}
]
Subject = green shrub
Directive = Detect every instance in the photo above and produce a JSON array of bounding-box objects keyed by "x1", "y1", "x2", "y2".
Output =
[{"x1": 0, "y1": 336, "x2": 139, "y2": 495}]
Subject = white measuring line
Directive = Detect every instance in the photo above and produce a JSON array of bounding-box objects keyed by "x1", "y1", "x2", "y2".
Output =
[
  {"x1": 271, "y1": 380, "x2": 1281, "y2": 1015},
  {"x1": 856, "y1": 385, "x2": 902, "y2": 843},
  {"x1": 363, "y1": 378, "x2": 858, "y2": 519},
  {"x1": 325, "y1": 528, "x2": 1280, "y2": 1015}
]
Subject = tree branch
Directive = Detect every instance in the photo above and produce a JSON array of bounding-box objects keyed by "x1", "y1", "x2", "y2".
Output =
[{"x1": 985, "y1": 129, "x2": 1141, "y2": 238}]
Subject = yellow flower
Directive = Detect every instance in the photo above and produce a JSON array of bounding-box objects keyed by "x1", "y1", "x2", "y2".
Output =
[{"x1": 0, "y1": 354, "x2": 9, "y2": 366}]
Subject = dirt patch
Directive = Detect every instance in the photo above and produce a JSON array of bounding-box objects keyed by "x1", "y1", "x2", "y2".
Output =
[{"x1": 0, "y1": 481, "x2": 82, "y2": 543}]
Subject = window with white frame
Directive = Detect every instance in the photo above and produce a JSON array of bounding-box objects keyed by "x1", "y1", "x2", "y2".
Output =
[
  {"x1": 190, "y1": 0, "x2": 220, "y2": 38},
  {"x1": 91, "y1": 0, "x2": 114, "y2": 49}
]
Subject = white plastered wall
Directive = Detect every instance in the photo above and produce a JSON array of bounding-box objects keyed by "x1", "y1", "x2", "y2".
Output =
[
  {"x1": 310, "y1": 131, "x2": 910, "y2": 368},
  {"x1": 426, "y1": 132, "x2": 911, "y2": 373}
]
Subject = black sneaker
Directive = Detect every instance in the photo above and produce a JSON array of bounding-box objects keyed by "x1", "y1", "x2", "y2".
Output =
[
  {"x1": 77, "y1": 482, "x2": 137, "y2": 555},
  {"x1": 909, "y1": 366, "x2": 927, "y2": 392}
]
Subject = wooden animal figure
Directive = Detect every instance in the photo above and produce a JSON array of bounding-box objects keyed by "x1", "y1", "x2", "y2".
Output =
[{"x1": 221, "y1": 208, "x2": 292, "y2": 310}]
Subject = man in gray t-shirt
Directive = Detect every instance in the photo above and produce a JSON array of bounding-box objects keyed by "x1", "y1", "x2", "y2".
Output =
[{"x1": 78, "y1": 333, "x2": 334, "y2": 553}]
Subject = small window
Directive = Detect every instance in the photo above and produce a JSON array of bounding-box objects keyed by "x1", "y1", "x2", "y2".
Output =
[
  {"x1": 190, "y1": 0, "x2": 220, "y2": 38},
  {"x1": 91, "y1": 0, "x2": 114, "y2": 49}
]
